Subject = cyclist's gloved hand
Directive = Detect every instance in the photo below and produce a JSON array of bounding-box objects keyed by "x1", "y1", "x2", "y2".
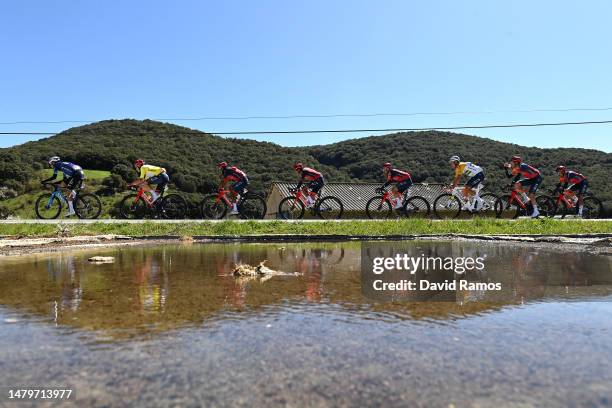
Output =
[{"x1": 375, "y1": 187, "x2": 384, "y2": 194}]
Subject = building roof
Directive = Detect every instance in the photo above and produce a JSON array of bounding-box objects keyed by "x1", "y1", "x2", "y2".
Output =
[{"x1": 267, "y1": 182, "x2": 446, "y2": 211}]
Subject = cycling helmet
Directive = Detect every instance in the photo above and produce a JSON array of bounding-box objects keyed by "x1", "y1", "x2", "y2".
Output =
[
  {"x1": 217, "y1": 161, "x2": 228, "y2": 168},
  {"x1": 511, "y1": 156, "x2": 522, "y2": 163},
  {"x1": 134, "y1": 159, "x2": 145, "y2": 168},
  {"x1": 449, "y1": 155, "x2": 460, "y2": 163},
  {"x1": 555, "y1": 165, "x2": 566, "y2": 173},
  {"x1": 293, "y1": 162, "x2": 303, "y2": 171},
  {"x1": 48, "y1": 156, "x2": 60, "y2": 165},
  {"x1": 383, "y1": 162, "x2": 392, "y2": 169}
]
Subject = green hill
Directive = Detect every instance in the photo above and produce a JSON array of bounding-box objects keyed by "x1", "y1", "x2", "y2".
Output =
[{"x1": 1, "y1": 119, "x2": 610, "y2": 217}]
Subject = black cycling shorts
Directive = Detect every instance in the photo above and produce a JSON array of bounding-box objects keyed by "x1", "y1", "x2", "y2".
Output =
[
  {"x1": 64, "y1": 171, "x2": 84, "y2": 190},
  {"x1": 569, "y1": 180, "x2": 588, "y2": 195},
  {"x1": 396, "y1": 179, "x2": 413, "y2": 193},
  {"x1": 518, "y1": 175, "x2": 542, "y2": 194},
  {"x1": 308, "y1": 177, "x2": 325, "y2": 194}
]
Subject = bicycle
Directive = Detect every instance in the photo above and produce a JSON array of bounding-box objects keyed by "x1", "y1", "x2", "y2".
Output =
[
  {"x1": 494, "y1": 185, "x2": 555, "y2": 219},
  {"x1": 365, "y1": 188, "x2": 430, "y2": 219},
  {"x1": 35, "y1": 183, "x2": 102, "y2": 219},
  {"x1": 119, "y1": 186, "x2": 187, "y2": 219},
  {"x1": 539, "y1": 189, "x2": 603, "y2": 219},
  {"x1": 200, "y1": 188, "x2": 267, "y2": 219},
  {"x1": 278, "y1": 187, "x2": 343, "y2": 220},
  {"x1": 432, "y1": 184, "x2": 497, "y2": 219}
]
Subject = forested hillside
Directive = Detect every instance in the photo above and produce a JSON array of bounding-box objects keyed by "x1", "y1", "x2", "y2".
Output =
[{"x1": 1, "y1": 119, "x2": 610, "y2": 214}]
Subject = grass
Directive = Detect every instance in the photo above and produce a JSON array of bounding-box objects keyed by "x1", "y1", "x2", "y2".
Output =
[{"x1": 0, "y1": 219, "x2": 610, "y2": 238}]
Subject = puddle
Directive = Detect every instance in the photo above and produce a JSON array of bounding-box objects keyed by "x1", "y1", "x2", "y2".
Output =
[{"x1": 0, "y1": 241, "x2": 611, "y2": 406}]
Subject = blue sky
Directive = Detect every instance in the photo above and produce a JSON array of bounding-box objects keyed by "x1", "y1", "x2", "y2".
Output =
[{"x1": 1, "y1": 0, "x2": 611, "y2": 152}]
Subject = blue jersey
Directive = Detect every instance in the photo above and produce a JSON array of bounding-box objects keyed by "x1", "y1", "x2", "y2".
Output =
[{"x1": 53, "y1": 161, "x2": 82, "y2": 178}]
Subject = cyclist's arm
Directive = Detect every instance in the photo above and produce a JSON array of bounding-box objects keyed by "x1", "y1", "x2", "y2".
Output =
[
  {"x1": 450, "y1": 175, "x2": 461, "y2": 188},
  {"x1": 504, "y1": 167, "x2": 515, "y2": 179},
  {"x1": 41, "y1": 168, "x2": 59, "y2": 183}
]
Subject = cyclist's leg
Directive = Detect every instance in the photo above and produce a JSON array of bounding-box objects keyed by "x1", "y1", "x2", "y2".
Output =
[
  {"x1": 155, "y1": 173, "x2": 169, "y2": 195},
  {"x1": 465, "y1": 172, "x2": 484, "y2": 210},
  {"x1": 309, "y1": 178, "x2": 324, "y2": 201},
  {"x1": 395, "y1": 180, "x2": 412, "y2": 208},
  {"x1": 572, "y1": 180, "x2": 588, "y2": 215},
  {"x1": 525, "y1": 176, "x2": 542, "y2": 216}
]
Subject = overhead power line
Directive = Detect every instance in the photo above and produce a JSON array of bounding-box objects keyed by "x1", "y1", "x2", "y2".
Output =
[
  {"x1": 1, "y1": 119, "x2": 612, "y2": 137},
  {"x1": 1, "y1": 107, "x2": 612, "y2": 125}
]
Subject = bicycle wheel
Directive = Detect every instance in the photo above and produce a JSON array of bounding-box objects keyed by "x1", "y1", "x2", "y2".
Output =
[
  {"x1": 239, "y1": 194, "x2": 267, "y2": 219},
  {"x1": 536, "y1": 195, "x2": 556, "y2": 218},
  {"x1": 365, "y1": 196, "x2": 392, "y2": 219},
  {"x1": 75, "y1": 193, "x2": 102, "y2": 219},
  {"x1": 278, "y1": 196, "x2": 305, "y2": 220},
  {"x1": 433, "y1": 194, "x2": 462, "y2": 219},
  {"x1": 474, "y1": 193, "x2": 498, "y2": 218},
  {"x1": 403, "y1": 196, "x2": 430, "y2": 219},
  {"x1": 582, "y1": 196, "x2": 603, "y2": 219},
  {"x1": 161, "y1": 194, "x2": 187, "y2": 219},
  {"x1": 200, "y1": 194, "x2": 228, "y2": 219},
  {"x1": 494, "y1": 195, "x2": 521, "y2": 219},
  {"x1": 35, "y1": 193, "x2": 62, "y2": 219},
  {"x1": 316, "y1": 196, "x2": 343, "y2": 219},
  {"x1": 119, "y1": 194, "x2": 147, "y2": 219}
]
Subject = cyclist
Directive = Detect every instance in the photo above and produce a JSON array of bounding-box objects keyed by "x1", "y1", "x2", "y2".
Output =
[
  {"x1": 130, "y1": 159, "x2": 169, "y2": 203},
  {"x1": 293, "y1": 163, "x2": 324, "y2": 208},
  {"x1": 555, "y1": 166, "x2": 588, "y2": 217},
  {"x1": 379, "y1": 162, "x2": 412, "y2": 209},
  {"x1": 504, "y1": 156, "x2": 542, "y2": 218},
  {"x1": 448, "y1": 155, "x2": 485, "y2": 212},
  {"x1": 41, "y1": 156, "x2": 85, "y2": 217},
  {"x1": 217, "y1": 162, "x2": 249, "y2": 215}
]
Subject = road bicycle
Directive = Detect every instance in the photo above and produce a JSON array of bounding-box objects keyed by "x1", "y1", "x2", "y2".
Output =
[
  {"x1": 494, "y1": 185, "x2": 555, "y2": 219},
  {"x1": 119, "y1": 185, "x2": 187, "y2": 219},
  {"x1": 35, "y1": 183, "x2": 102, "y2": 219},
  {"x1": 432, "y1": 184, "x2": 497, "y2": 219},
  {"x1": 538, "y1": 189, "x2": 603, "y2": 219},
  {"x1": 200, "y1": 188, "x2": 267, "y2": 219},
  {"x1": 278, "y1": 187, "x2": 343, "y2": 220},
  {"x1": 365, "y1": 188, "x2": 430, "y2": 219}
]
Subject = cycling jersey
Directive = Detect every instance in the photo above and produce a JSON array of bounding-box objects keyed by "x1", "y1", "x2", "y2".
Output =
[
  {"x1": 454, "y1": 162, "x2": 482, "y2": 178},
  {"x1": 560, "y1": 171, "x2": 586, "y2": 185},
  {"x1": 386, "y1": 169, "x2": 411, "y2": 183},
  {"x1": 514, "y1": 163, "x2": 540, "y2": 179},
  {"x1": 139, "y1": 165, "x2": 165, "y2": 180},
  {"x1": 222, "y1": 166, "x2": 248, "y2": 183},
  {"x1": 52, "y1": 161, "x2": 82, "y2": 178},
  {"x1": 300, "y1": 167, "x2": 322, "y2": 181}
]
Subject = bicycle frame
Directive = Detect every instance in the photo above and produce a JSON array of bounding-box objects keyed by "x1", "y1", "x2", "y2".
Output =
[
  {"x1": 132, "y1": 187, "x2": 156, "y2": 208},
  {"x1": 46, "y1": 185, "x2": 72, "y2": 208},
  {"x1": 290, "y1": 188, "x2": 311, "y2": 206},
  {"x1": 215, "y1": 189, "x2": 236, "y2": 206},
  {"x1": 450, "y1": 184, "x2": 483, "y2": 204},
  {"x1": 555, "y1": 190, "x2": 577, "y2": 209},
  {"x1": 506, "y1": 187, "x2": 531, "y2": 209}
]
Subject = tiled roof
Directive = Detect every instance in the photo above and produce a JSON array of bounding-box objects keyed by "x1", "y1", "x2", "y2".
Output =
[{"x1": 267, "y1": 182, "x2": 446, "y2": 211}]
